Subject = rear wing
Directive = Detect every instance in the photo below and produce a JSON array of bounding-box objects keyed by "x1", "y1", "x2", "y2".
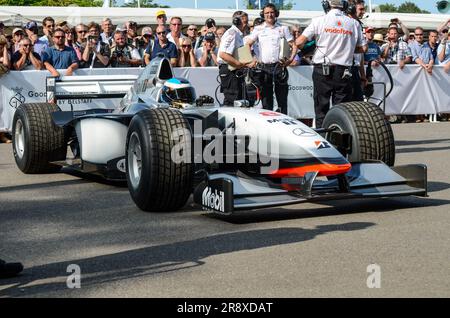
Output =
[{"x1": 45, "y1": 74, "x2": 139, "y2": 104}]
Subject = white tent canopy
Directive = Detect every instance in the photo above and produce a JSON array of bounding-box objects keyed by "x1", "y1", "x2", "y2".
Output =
[{"x1": 0, "y1": 6, "x2": 448, "y2": 30}]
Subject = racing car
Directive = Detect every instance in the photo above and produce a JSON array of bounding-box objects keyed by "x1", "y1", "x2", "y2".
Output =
[{"x1": 11, "y1": 56, "x2": 427, "y2": 215}]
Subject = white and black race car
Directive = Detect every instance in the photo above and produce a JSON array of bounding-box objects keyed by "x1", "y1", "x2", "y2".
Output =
[{"x1": 12, "y1": 56, "x2": 427, "y2": 215}]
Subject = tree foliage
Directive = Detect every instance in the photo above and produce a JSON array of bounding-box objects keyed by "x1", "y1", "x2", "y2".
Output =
[
  {"x1": 0, "y1": 0, "x2": 169, "y2": 7},
  {"x1": 377, "y1": 1, "x2": 430, "y2": 14},
  {"x1": 244, "y1": 0, "x2": 295, "y2": 10},
  {"x1": 121, "y1": 0, "x2": 169, "y2": 8}
]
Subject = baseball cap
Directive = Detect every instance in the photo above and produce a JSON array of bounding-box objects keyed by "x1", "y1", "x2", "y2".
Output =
[
  {"x1": 156, "y1": 10, "x2": 166, "y2": 17},
  {"x1": 141, "y1": 26, "x2": 152, "y2": 36},
  {"x1": 24, "y1": 21, "x2": 38, "y2": 30},
  {"x1": 365, "y1": 26, "x2": 375, "y2": 33},
  {"x1": 12, "y1": 27, "x2": 24, "y2": 35},
  {"x1": 204, "y1": 32, "x2": 215, "y2": 41}
]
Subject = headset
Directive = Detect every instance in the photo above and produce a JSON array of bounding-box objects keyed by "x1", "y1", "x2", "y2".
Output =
[
  {"x1": 321, "y1": 0, "x2": 349, "y2": 13},
  {"x1": 232, "y1": 16, "x2": 242, "y2": 27},
  {"x1": 260, "y1": 3, "x2": 280, "y2": 20}
]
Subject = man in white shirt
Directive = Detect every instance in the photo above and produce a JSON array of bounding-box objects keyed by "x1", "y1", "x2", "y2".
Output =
[
  {"x1": 245, "y1": 3, "x2": 297, "y2": 114},
  {"x1": 295, "y1": 0, "x2": 367, "y2": 128},
  {"x1": 218, "y1": 11, "x2": 254, "y2": 106},
  {"x1": 167, "y1": 17, "x2": 186, "y2": 50}
]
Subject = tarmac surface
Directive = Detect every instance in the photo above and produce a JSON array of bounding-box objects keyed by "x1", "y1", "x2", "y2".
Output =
[{"x1": 0, "y1": 122, "x2": 449, "y2": 298}]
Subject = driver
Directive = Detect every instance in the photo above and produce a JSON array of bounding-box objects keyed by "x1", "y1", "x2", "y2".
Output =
[{"x1": 159, "y1": 78, "x2": 197, "y2": 107}]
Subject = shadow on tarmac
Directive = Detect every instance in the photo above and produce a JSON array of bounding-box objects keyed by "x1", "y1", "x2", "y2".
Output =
[{"x1": 1, "y1": 222, "x2": 375, "y2": 297}]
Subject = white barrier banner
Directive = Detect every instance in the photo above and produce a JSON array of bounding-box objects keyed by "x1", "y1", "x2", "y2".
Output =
[{"x1": 1, "y1": 65, "x2": 449, "y2": 132}]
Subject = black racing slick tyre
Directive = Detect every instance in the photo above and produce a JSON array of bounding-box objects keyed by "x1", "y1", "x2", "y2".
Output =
[
  {"x1": 323, "y1": 101, "x2": 395, "y2": 166},
  {"x1": 126, "y1": 108, "x2": 193, "y2": 212},
  {"x1": 12, "y1": 103, "x2": 66, "y2": 173}
]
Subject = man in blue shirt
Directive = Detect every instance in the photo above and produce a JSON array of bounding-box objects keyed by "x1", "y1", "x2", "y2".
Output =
[
  {"x1": 41, "y1": 29, "x2": 79, "y2": 77},
  {"x1": 144, "y1": 25, "x2": 178, "y2": 66},
  {"x1": 364, "y1": 27, "x2": 381, "y2": 64},
  {"x1": 409, "y1": 27, "x2": 433, "y2": 75}
]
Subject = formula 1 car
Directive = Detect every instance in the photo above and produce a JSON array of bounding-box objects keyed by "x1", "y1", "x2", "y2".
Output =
[{"x1": 11, "y1": 56, "x2": 427, "y2": 215}]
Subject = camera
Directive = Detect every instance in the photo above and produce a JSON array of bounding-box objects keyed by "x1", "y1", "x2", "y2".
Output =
[
  {"x1": 206, "y1": 18, "x2": 216, "y2": 29},
  {"x1": 113, "y1": 49, "x2": 124, "y2": 59},
  {"x1": 87, "y1": 35, "x2": 97, "y2": 42}
]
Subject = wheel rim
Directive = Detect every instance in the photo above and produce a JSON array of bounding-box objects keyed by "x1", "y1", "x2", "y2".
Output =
[
  {"x1": 14, "y1": 119, "x2": 25, "y2": 159},
  {"x1": 128, "y1": 132, "x2": 142, "y2": 189}
]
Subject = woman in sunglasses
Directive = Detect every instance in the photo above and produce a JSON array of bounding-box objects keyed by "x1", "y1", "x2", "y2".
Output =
[{"x1": 178, "y1": 38, "x2": 197, "y2": 67}]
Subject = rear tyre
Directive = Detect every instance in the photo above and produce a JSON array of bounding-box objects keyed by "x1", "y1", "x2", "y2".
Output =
[
  {"x1": 12, "y1": 103, "x2": 66, "y2": 173},
  {"x1": 126, "y1": 108, "x2": 193, "y2": 212},
  {"x1": 323, "y1": 101, "x2": 395, "y2": 166}
]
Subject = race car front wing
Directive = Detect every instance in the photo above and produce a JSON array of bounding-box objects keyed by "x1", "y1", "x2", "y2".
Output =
[{"x1": 193, "y1": 161, "x2": 427, "y2": 215}]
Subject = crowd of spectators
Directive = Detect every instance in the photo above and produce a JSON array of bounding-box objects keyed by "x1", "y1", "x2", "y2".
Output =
[{"x1": 0, "y1": 12, "x2": 449, "y2": 142}]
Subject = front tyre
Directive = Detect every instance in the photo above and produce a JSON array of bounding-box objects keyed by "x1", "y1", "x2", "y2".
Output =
[
  {"x1": 126, "y1": 108, "x2": 193, "y2": 212},
  {"x1": 12, "y1": 103, "x2": 66, "y2": 173},
  {"x1": 323, "y1": 101, "x2": 395, "y2": 166}
]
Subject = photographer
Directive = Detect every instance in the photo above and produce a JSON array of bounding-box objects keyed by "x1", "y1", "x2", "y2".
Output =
[
  {"x1": 110, "y1": 30, "x2": 142, "y2": 68},
  {"x1": 11, "y1": 38, "x2": 43, "y2": 70},
  {"x1": 82, "y1": 22, "x2": 110, "y2": 68},
  {"x1": 195, "y1": 32, "x2": 218, "y2": 67}
]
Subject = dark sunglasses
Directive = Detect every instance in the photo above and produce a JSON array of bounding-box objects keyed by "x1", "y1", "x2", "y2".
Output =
[
  {"x1": 157, "y1": 31, "x2": 166, "y2": 35},
  {"x1": 182, "y1": 44, "x2": 191, "y2": 48},
  {"x1": 171, "y1": 23, "x2": 182, "y2": 26},
  {"x1": 77, "y1": 30, "x2": 87, "y2": 34},
  {"x1": 54, "y1": 35, "x2": 65, "y2": 39},
  {"x1": 22, "y1": 44, "x2": 31, "y2": 47},
  {"x1": 188, "y1": 28, "x2": 197, "y2": 31}
]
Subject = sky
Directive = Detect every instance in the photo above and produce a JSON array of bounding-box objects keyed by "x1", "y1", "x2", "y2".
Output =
[{"x1": 149, "y1": 0, "x2": 439, "y2": 13}]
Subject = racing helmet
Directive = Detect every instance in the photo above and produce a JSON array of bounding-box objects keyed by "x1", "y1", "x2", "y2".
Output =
[{"x1": 160, "y1": 78, "x2": 197, "y2": 105}]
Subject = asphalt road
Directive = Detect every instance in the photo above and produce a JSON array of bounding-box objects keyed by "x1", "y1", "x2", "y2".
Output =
[{"x1": 0, "y1": 122, "x2": 449, "y2": 298}]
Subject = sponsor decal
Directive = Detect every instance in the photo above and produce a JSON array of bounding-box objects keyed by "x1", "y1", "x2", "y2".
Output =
[
  {"x1": 324, "y1": 27, "x2": 353, "y2": 36},
  {"x1": 116, "y1": 159, "x2": 126, "y2": 173},
  {"x1": 315, "y1": 141, "x2": 331, "y2": 149},
  {"x1": 260, "y1": 111, "x2": 281, "y2": 117},
  {"x1": 267, "y1": 118, "x2": 298, "y2": 125},
  {"x1": 9, "y1": 87, "x2": 26, "y2": 109},
  {"x1": 202, "y1": 187, "x2": 225, "y2": 213},
  {"x1": 293, "y1": 128, "x2": 317, "y2": 137}
]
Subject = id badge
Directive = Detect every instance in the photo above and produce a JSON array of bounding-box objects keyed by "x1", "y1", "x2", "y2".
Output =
[{"x1": 322, "y1": 63, "x2": 330, "y2": 76}]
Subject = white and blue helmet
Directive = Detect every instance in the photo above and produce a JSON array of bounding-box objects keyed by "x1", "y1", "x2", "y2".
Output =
[{"x1": 160, "y1": 78, "x2": 197, "y2": 104}]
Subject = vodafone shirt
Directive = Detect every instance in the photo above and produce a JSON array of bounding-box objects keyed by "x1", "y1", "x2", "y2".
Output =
[{"x1": 302, "y1": 9, "x2": 365, "y2": 66}]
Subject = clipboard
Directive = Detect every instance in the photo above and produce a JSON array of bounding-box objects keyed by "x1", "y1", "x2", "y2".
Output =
[{"x1": 228, "y1": 45, "x2": 253, "y2": 71}]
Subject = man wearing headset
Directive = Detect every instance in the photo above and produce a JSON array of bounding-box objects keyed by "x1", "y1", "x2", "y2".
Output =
[
  {"x1": 218, "y1": 11, "x2": 255, "y2": 106},
  {"x1": 245, "y1": 3, "x2": 298, "y2": 115},
  {"x1": 295, "y1": 0, "x2": 367, "y2": 128}
]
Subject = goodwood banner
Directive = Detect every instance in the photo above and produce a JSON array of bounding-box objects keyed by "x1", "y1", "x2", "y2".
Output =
[{"x1": 1, "y1": 65, "x2": 449, "y2": 132}]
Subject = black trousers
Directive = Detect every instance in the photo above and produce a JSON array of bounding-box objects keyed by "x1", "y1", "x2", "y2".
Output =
[
  {"x1": 351, "y1": 65, "x2": 364, "y2": 101},
  {"x1": 219, "y1": 64, "x2": 244, "y2": 106},
  {"x1": 312, "y1": 64, "x2": 353, "y2": 128},
  {"x1": 258, "y1": 63, "x2": 289, "y2": 114}
]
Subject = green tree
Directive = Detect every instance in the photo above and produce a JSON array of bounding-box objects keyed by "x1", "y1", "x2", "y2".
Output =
[
  {"x1": 377, "y1": 2, "x2": 430, "y2": 13},
  {"x1": 121, "y1": 0, "x2": 169, "y2": 8},
  {"x1": 0, "y1": 0, "x2": 103, "y2": 6},
  {"x1": 378, "y1": 3, "x2": 398, "y2": 12},
  {"x1": 244, "y1": 0, "x2": 295, "y2": 10},
  {"x1": 397, "y1": 1, "x2": 430, "y2": 13}
]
